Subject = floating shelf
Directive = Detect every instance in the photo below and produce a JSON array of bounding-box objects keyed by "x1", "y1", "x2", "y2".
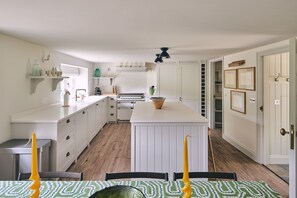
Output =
[
  {"x1": 93, "y1": 77, "x2": 115, "y2": 85},
  {"x1": 27, "y1": 76, "x2": 69, "y2": 94},
  {"x1": 116, "y1": 66, "x2": 147, "y2": 72}
]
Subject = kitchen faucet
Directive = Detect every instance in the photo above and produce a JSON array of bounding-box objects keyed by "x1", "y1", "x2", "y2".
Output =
[{"x1": 75, "y1": 89, "x2": 86, "y2": 101}]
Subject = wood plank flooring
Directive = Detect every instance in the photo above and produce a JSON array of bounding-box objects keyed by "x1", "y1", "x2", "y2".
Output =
[{"x1": 68, "y1": 123, "x2": 289, "y2": 197}]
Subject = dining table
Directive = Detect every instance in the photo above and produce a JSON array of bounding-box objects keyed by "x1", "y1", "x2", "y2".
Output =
[{"x1": 0, "y1": 180, "x2": 281, "y2": 197}]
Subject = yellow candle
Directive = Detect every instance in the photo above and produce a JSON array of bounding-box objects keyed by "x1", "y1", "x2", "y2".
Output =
[
  {"x1": 29, "y1": 132, "x2": 40, "y2": 198},
  {"x1": 181, "y1": 135, "x2": 192, "y2": 198}
]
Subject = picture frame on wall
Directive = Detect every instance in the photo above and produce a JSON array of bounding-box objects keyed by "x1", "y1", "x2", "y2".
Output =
[
  {"x1": 237, "y1": 67, "x2": 255, "y2": 90},
  {"x1": 224, "y1": 69, "x2": 237, "y2": 89},
  {"x1": 230, "y1": 90, "x2": 246, "y2": 114}
]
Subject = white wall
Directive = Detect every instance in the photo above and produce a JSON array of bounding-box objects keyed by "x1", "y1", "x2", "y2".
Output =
[
  {"x1": 95, "y1": 62, "x2": 157, "y2": 97},
  {"x1": 0, "y1": 33, "x2": 94, "y2": 143},
  {"x1": 223, "y1": 39, "x2": 289, "y2": 161}
]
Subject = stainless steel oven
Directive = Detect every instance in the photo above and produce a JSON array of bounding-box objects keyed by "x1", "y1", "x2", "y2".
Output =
[{"x1": 117, "y1": 93, "x2": 145, "y2": 121}]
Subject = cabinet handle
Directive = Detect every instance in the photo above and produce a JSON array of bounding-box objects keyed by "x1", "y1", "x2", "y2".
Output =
[
  {"x1": 111, "y1": 105, "x2": 114, "y2": 108},
  {"x1": 110, "y1": 98, "x2": 114, "y2": 100},
  {"x1": 66, "y1": 119, "x2": 70, "y2": 123},
  {"x1": 96, "y1": 104, "x2": 99, "y2": 106},
  {"x1": 82, "y1": 111, "x2": 85, "y2": 114},
  {"x1": 66, "y1": 135, "x2": 70, "y2": 140},
  {"x1": 110, "y1": 113, "x2": 114, "y2": 116},
  {"x1": 66, "y1": 152, "x2": 70, "y2": 157}
]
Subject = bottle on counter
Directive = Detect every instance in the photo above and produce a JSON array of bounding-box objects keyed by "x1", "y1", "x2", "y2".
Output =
[
  {"x1": 63, "y1": 89, "x2": 70, "y2": 107},
  {"x1": 112, "y1": 86, "x2": 117, "y2": 95}
]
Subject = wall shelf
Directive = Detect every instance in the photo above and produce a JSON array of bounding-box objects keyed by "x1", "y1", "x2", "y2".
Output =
[
  {"x1": 93, "y1": 77, "x2": 115, "y2": 85},
  {"x1": 116, "y1": 66, "x2": 147, "y2": 72},
  {"x1": 27, "y1": 76, "x2": 69, "y2": 94}
]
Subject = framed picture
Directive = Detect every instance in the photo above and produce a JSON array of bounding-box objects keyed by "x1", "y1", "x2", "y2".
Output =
[
  {"x1": 237, "y1": 67, "x2": 255, "y2": 90},
  {"x1": 230, "y1": 90, "x2": 246, "y2": 114},
  {"x1": 224, "y1": 69, "x2": 237, "y2": 89}
]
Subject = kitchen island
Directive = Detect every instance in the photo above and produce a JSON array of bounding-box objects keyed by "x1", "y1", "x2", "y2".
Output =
[{"x1": 130, "y1": 102, "x2": 208, "y2": 179}]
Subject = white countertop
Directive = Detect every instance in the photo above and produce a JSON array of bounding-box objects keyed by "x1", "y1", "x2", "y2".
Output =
[
  {"x1": 11, "y1": 95, "x2": 108, "y2": 123},
  {"x1": 130, "y1": 102, "x2": 208, "y2": 123}
]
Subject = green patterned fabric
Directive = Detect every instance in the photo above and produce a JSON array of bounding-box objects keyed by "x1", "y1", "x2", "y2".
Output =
[{"x1": 0, "y1": 180, "x2": 281, "y2": 198}]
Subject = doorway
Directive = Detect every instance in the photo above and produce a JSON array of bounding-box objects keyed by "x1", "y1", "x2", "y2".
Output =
[
  {"x1": 263, "y1": 52, "x2": 290, "y2": 183},
  {"x1": 209, "y1": 59, "x2": 223, "y2": 129}
]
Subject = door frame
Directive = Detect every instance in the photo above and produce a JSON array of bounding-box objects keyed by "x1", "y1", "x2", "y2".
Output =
[
  {"x1": 207, "y1": 57, "x2": 223, "y2": 129},
  {"x1": 288, "y1": 37, "x2": 297, "y2": 197},
  {"x1": 257, "y1": 46, "x2": 289, "y2": 164}
]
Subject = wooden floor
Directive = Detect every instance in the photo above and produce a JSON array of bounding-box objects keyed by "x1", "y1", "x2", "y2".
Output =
[{"x1": 68, "y1": 123, "x2": 289, "y2": 197}]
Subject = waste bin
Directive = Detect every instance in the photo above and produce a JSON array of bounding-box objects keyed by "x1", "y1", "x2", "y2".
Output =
[{"x1": 0, "y1": 139, "x2": 51, "y2": 180}]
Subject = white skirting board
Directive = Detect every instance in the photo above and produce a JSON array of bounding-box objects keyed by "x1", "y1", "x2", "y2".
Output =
[{"x1": 223, "y1": 133, "x2": 257, "y2": 161}]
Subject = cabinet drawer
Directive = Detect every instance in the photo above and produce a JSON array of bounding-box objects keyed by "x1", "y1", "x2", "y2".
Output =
[
  {"x1": 109, "y1": 108, "x2": 116, "y2": 114},
  {"x1": 109, "y1": 100, "x2": 116, "y2": 105},
  {"x1": 57, "y1": 132, "x2": 75, "y2": 171},
  {"x1": 57, "y1": 146, "x2": 75, "y2": 171},
  {"x1": 109, "y1": 113, "x2": 116, "y2": 118},
  {"x1": 57, "y1": 132, "x2": 74, "y2": 150},
  {"x1": 58, "y1": 118, "x2": 74, "y2": 138},
  {"x1": 109, "y1": 104, "x2": 116, "y2": 109}
]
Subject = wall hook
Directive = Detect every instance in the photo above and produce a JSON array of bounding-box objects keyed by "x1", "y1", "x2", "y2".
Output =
[
  {"x1": 274, "y1": 73, "x2": 280, "y2": 82},
  {"x1": 42, "y1": 51, "x2": 51, "y2": 63}
]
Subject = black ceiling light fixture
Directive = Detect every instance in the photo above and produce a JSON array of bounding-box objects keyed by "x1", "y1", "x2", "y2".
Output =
[
  {"x1": 154, "y1": 54, "x2": 163, "y2": 63},
  {"x1": 160, "y1": 47, "x2": 170, "y2": 59}
]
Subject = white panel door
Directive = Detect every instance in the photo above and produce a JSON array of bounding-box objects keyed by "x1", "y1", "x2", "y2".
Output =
[
  {"x1": 180, "y1": 63, "x2": 200, "y2": 100},
  {"x1": 264, "y1": 53, "x2": 290, "y2": 164},
  {"x1": 157, "y1": 63, "x2": 179, "y2": 101},
  {"x1": 180, "y1": 63, "x2": 200, "y2": 113},
  {"x1": 289, "y1": 37, "x2": 297, "y2": 197}
]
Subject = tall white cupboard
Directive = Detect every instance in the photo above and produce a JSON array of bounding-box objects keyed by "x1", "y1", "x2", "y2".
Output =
[{"x1": 157, "y1": 62, "x2": 200, "y2": 113}]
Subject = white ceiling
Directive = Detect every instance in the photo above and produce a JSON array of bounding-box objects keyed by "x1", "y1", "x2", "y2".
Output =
[{"x1": 1, "y1": 0, "x2": 297, "y2": 63}]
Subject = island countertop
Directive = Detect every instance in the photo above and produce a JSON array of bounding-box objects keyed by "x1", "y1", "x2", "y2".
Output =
[{"x1": 130, "y1": 102, "x2": 208, "y2": 123}]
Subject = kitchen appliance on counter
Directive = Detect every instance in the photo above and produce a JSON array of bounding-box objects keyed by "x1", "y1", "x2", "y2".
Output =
[
  {"x1": 117, "y1": 93, "x2": 145, "y2": 121},
  {"x1": 95, "y1": 87, "x2": 101, "y2": 95}
]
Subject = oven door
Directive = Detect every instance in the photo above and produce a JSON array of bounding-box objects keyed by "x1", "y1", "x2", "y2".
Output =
[{"x1": 117, "y1": 101, "x2": 135, "y2": 121}]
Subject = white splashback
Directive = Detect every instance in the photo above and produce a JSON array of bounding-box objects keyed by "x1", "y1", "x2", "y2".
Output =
[
  {"x1": 96, "y1": 62, "x2": 157, "y2": 95},
  {"x1": 115, "y1": 72, "x2": 147, "y2": 93}
]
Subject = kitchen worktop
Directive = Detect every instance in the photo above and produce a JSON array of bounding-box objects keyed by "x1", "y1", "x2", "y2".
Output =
[
  {"x1": 10, "y1": 95, "x2": 108, "y2": 123},
  {"x1": 130, "y1": 102, "x2": 208, "y2": 123}
]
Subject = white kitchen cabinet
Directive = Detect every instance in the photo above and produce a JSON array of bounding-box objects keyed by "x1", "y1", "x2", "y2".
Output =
[
  {"x1": 88, "y1": 104, "x2": 97, "y2": 142},
  {"x1": 75, "y1": 110, "x2": 88, "y2": 157},
  {"x1": 101, "y1": 98, "x2": 108, "y2": 127},
  {"x1": 11, "y1": 96, "x2": 109, "y2": 172},
  {"x1": 157, "y1": 62, "x2": 200, "y2": 113},
  {"x1": 57, "y1": 118, "x2": 75, "y2": 171},
  {"x1": 11, "y1": 117, "x2": 77, "y2": 172},
  {"x1": 108, "y1": 96, "x2": 117, "y2": 122}
]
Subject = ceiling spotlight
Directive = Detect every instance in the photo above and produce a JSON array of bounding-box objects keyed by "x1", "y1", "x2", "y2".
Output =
[
  {"x1": 154, "y1": 54, "x2": 163, "y2": 63},
  {"x1": 160, "y1": 47, "x2": 170, "y2": 59}
]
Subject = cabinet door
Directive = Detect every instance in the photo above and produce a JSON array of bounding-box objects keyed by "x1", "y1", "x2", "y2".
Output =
[
  {"x1": 95, "y1": 102, "x2": 101, "y2": 130},
  {"x1": 101, "y1": 99, "x2": 108, "y2": 126},
  {"x1": 88, "y1": 105, "x2": 97, "y2": 141},
  {"x1": 158, "y1": 63, "x2": 179, "y2": 101},
  {"x1": 180, "y1": 63, "x2": 200, "y2": 113},
  {"x1": 180, "y1": 63, "x2": 200, "y2": 100},
  {"x1": 75, "y1": 110, "x2": 88, "y2": 157}
]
